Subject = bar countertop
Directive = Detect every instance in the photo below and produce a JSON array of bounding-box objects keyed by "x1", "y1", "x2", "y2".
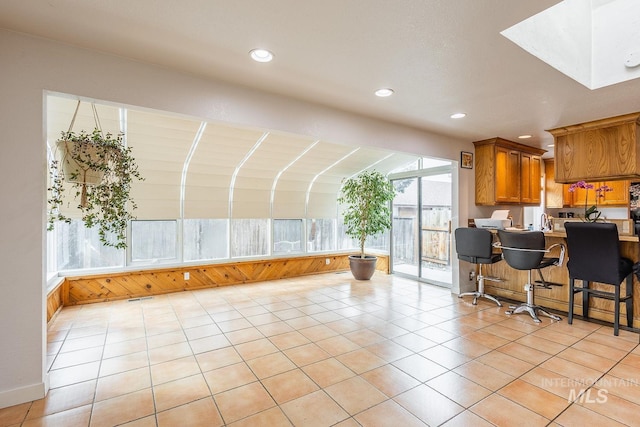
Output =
[
  {"x1": 543, "y1": 230, "x2": 639, "y2": 242},
  {"x1": 482, "y1": 232, "x2": 640, "y2": 329}
]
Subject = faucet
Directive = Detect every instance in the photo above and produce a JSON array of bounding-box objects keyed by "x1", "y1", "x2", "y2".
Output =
[{"x1": 540, "y1": 213, "x2": 551, "y2": 231}]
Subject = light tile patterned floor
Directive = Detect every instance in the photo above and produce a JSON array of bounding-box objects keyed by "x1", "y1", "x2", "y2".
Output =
[{"x1": 2, "y1": 272, "x2": 640, "y2": 426}]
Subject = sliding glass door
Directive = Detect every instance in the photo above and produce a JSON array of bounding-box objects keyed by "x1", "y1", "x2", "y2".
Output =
[
  {"x1": 391, "y1": 178, "x2": 419, "y2": 277},
  {"x1": 420, "y1": 172, "x2": 452, "y2": 286},
  {"x1": 391, "y1": 165, "x2": 453, "y2": 287}
]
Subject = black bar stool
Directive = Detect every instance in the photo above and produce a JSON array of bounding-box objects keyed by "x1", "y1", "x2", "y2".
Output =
[
  {"x1": 564, "y1": 222, "x2": 634, "y2": 336},
  {"x1": 454, "y1": 227, "x2": 502, "y2": 306},
  {"x1": 495, "y1": 230, "x2": 565, "y2": 323}
]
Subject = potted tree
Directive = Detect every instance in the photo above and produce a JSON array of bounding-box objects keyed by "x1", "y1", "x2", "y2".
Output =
[
  {"x1": 48, "y1": 128, "x2": 143, "y2": 249},
  {"x1": 338, "y1": 170, "x2": 396, "y2": 280}
]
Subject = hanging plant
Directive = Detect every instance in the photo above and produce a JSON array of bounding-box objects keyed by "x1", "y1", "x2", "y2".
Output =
[{"x1": 47, "y1": 102, "x2": 143, "y2": 249}]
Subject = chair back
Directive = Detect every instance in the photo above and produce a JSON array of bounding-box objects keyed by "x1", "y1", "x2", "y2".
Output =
[
  {"x1": 454, "y1": 227, "x2": 493, "y2": 264},
  {"x1": 565, "y1": 222, "x2": 623, "y2": 285},
  {"x1": 496, "y1": 230, "x2": 545, "y2": 271}
]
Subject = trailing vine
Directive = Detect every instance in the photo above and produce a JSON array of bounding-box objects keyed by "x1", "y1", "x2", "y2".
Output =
[{"x1": 47, "y1": 128, "x2": 143, "y2": 249}]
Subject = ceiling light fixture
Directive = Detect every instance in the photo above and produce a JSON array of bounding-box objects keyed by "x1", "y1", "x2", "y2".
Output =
[
  {"x1": 548, "y1": 144, "x2": 555, "y2": 147},
  {"x1": 518, "y1": 134, "x2": 532, "y2": 139},
  {"x1": 375, "y1": 88, "x2": 394, "y2": 97},
  {"x1": 450, "y1": 113, "x2": 466, "y2": 119},
  {"x1": 250, "y1": 48, "x2": 274, "y2": 63}
]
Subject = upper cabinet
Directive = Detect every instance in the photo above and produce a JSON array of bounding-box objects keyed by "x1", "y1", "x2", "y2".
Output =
[
  {"x1": 473, "y1": 137, "x2": 545, "y2": 206},
  {"x1": 547, "y1": 112, "x2": 640, "y2": 183},
  {"x1": 545, "y1": 159, "x2": 629, "y2": 208},
  {"x1": 545, "y1": 159, "x2": 564, "y2": 208},
  {"x1": 563, "y1": 180, "x2": 629, "y2": 207},
  {"x1": 520, "y1": 151, "x2": 542, "y2": 204},
  {"x1": 600, "y1": 180, "x2": 630, "y2": 205}
]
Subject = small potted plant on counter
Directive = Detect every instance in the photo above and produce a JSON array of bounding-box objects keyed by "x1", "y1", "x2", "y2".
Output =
[{"x1": 567, "y1": 181, "x2": 613, "y2": 222}]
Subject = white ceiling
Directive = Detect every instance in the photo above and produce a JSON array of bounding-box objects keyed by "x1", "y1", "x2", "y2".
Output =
[
  {"x1": 502, "y1": 0, "x2": 640, "y2": 90},
  {"x1": 3, "y1": 0, "x2": 640, "y2": 157}
]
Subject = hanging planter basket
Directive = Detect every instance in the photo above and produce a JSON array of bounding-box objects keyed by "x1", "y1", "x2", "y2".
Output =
[
  {"x1": 47, "y1": 100, "x2": 143, "y2": 249},
  {"x1": 56, "y1": 139, "x2": 105, "y2": 186}
]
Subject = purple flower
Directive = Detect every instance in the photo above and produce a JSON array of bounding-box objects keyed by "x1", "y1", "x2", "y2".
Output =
[
  {"x1": 568, "y1": 181, "x2": 611, "y2": 222},
  {"x1": 568, "y1": 181, "x2": 594, "y2": 192},
  {"x1": 595, "y1": 185, "x2": 613, "y2": 197}
]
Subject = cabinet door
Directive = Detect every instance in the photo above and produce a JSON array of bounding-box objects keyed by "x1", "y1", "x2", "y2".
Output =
[
  {"x1": 521, "y1": 153, "x2": 541, "y2": 204},
  {"x1": 531, "y1": 156, "x2": 542, "y2": 204},
  {"x1": 552, "y1": 119, "x2": 640, "y2": 182},
  {"x1": 474, "y1": 143, "x2": 496, "y2": 205},
  {"x1": 601, "y1": 180, "x2": 629, "y2": 205},
  {"x1": 567, "y1": 181, "x2": 599, "y2": 207},
  {"x1": 562, "y1": 184, "x2": 572, "y2": 206},
  {"x1": 495, "y1": 147, "x2": 520, "y2": 203},
  {"x1": 545, "y1": 160, "x2": 565, "y2": 208}
]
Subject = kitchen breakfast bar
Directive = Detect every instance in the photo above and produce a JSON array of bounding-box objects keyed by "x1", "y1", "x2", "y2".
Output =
[
  {"x1": 469, "y1": 112, "x2": 640, "y2": 332},
  {"x1": 481, "y1": 230, "x2": 640, "y2": 329}
]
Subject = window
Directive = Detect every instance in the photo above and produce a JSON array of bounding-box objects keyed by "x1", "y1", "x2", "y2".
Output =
[
  {"x1": 131, "y1": 220, "x2": 177, "y2": 262},
  {"x1": 273, "y1": 219, "x2": 303, "y2": 254},
  {"x1": 54, "y1": 220, "x2": 123, "y2": 271},
  {"x1": 183, "y1": 219, "x2": 228, "y2": 261},
  {"x1": 365, "y1": 231, "x2": 390, "y2": 252},
  {"x1": 307, "y1": 219, "x2": 335, "y2": 252},
  {"x1": 230, "y1": 219, "x2": 269, "y2": 257},
  {"x1": 338, "y1": 219, "x2": 389, "y2": 253},
  {"x1": 337, "y1": 221, "x2": 359, "y2": 251}
]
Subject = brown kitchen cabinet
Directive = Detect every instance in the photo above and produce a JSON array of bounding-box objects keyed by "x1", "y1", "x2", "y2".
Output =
[
  {"x1": 565, "y1": 184, "x2": 597, "y2": 207},
  {"x1": 545, "y1": 159, "x2": 629, "y2": 208},
  {"x1": 521, "y1": 152, "x2": 542, "y2": 204},
  {"x1": 564, "y1": 181, "x2": 629, "y2": 207},
  {"x1": 474, "y1": 137, "x2": 545, "y2": 205},
  {"x1": 600, "y1": 180, "x2": 630, "y2": 205},
  {"x1": 544, "y1": 159, "x2": 565, "y2": 208},
  {"x1": 548, "y1": 112, "x2": 640, "y2": 183}
]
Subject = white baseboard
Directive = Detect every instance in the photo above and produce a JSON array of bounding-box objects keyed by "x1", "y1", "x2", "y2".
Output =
[{"x1": 0, "y1": 380, "x2": 47, "y2": 409}]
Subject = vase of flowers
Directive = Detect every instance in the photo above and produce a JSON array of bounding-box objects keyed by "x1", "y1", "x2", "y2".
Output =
[{"x1": 567, "y1": 181, "x2": 612, "y2": 222}]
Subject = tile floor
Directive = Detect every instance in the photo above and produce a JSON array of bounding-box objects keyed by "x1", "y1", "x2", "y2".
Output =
[{"x1": 2, "y1": 272, "x2": 640, "y2": 426}]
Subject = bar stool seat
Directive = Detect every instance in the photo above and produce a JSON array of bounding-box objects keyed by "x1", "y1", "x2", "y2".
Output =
[
  {"x1": 495, "y1": 230, "x2": 565, "y2": 323},
  {"x1": 564, "y1": 222, "x2": 633, "y2": 336},
  {"x1": 454, "y1": 227, "x2": 502, "y2": 306}
]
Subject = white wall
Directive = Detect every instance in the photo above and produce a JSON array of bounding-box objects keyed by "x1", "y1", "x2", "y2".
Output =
[{"x1": 0, "y1": 29, "x2": 475, "y2": 407}]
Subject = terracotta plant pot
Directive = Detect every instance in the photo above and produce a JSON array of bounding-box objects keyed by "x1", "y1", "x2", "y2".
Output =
[{"x1": 348, "y1": 255, "x2": 377, "y2": 280}]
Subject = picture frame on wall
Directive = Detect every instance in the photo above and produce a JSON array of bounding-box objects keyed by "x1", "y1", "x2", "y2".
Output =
[{"x1": 461, "y1": 151, "x2": 473, "y2": 169}]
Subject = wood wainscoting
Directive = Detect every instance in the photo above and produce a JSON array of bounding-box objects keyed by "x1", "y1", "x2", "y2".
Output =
[
  {"x1": 47, "y1": 282, "x2": 65, "y2": 323},
  {"x1": 484, "y1": 235, "x2": 639, "y2": 328},
  {"x1": 46, "y1": 253, "x2": 389, "y2": 320}
]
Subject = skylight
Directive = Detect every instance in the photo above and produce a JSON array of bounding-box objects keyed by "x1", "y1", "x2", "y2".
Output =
[{"x1": 501, "y1": 0, "x2": 640, "y2": 90}]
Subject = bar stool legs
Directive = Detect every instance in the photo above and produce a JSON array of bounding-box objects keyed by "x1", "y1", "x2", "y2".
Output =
[
  {"x1": 458, "y1": 264, "x2": 502, "y2": 307},
  {"x1": 505, "y1": 271, "x2": 561, "y2": 323}
]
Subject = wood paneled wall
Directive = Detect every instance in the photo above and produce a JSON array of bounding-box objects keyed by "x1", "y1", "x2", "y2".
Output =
[
  {"x1": 484, "y1": 236, "x2": 639, "y2": 328},
  {"x1": 46, "y1": 283, "x2": 64, "y2": 323},
  {"x1": 47, "y1": 254, "x2": 389, "y2": 310}
]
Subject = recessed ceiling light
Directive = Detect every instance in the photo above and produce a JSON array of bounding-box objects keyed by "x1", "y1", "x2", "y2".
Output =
[
  {"x1": 450, "y1": 113, "x2": 466, "y2": 119},
  {"x1": 250, "y1": 48, "x2": 274, "y2": 63},
  {"x1": 547, "y1": 144, "x2": 555, "y2": 147},
  {"x1": 375, "y1": 88, "x2": 394, "y2": 97},
  {"x1": 518, "y1": 134, "x2": 532, "y2": 139}
]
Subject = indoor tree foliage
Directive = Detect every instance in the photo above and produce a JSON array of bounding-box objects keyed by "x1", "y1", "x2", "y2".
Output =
[
  {"x1": 338, "y1": 170, "x2": 396, "y2": 258},
  {"x1": 48, "y1": 128, "x2": 143, "y2": 249}
]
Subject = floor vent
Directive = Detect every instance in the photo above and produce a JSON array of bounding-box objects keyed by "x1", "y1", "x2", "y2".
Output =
[{"x1": 128, "y1": 296, "x2": 153, "y2": 302}]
